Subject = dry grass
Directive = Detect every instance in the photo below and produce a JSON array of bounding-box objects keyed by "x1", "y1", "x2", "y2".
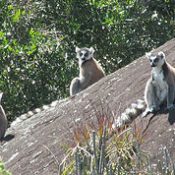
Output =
[{"x1": 59, "y1": 108, "x2": 175, "y2": 175}]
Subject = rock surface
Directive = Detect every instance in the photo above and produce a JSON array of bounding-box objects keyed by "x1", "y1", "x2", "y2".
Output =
[{"x1": 1, "y1": 39, "x2": 175, "y2": 175}]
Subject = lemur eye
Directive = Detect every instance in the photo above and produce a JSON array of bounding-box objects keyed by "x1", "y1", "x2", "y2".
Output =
[
  {"x1": 149, "y1": 59, "x2": 152, "y2": 62},
  {"x1": 84, "y1": 52, "x2": 88, "y2": 57},
  {"x1": 80, "y1": 53, "x2": 83, "y2": 57},
  {"x1": 154, "y1": 58, "x2": 159, "y2": 62}
]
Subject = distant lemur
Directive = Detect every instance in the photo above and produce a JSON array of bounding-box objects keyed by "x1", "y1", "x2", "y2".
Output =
[
  {"x1": 0, "y1": 93, "x2": 7, "y2": 141},
  {"x1": 113, "y1": 51, "x2": 175, "y2": 128},
  {"x1": 70, "y1": 47, "x2": 105, "y2": 96},
  {"x1": 11, "y1": 47, "x2": 105, "y2": 126}
]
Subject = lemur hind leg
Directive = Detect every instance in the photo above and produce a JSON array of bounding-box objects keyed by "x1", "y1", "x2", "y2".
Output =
[{"x1": 142, "y1": 80, "x2": 160, "y2": 117}]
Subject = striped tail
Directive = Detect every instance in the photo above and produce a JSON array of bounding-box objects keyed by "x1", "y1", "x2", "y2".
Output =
[{"x1": 112, "y1": 99, "x2": 146, "y2": 129}]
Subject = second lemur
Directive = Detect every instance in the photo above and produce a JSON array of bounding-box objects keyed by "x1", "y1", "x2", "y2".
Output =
[
  {"x1": 70, "y1": 47, "x2": 105, "y2": 96},
  {"x1": 113, "y1": 51, "x2": 175, "y2": 128},
  {"x1": 142, "y1": 51, "x2": 175, "y2": 117}
]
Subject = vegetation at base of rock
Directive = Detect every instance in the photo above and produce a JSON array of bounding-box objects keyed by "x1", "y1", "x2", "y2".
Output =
[
  {"x1": 59, "y1": 114, "x2": 175, "y2": 175},
  {"x1": 0, "y1": 161, "x2": 11, "y2": 175},
  {"x1": 59, "y1": 115, "x2": 142, "y2": 174},
  {"x1": 0, "y1": 0, "x2": 174, "y2": 121}
]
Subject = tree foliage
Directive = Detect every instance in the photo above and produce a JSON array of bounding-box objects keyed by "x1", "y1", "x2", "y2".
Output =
[{"x1": 0, "y1": 0, "x2": 174, "y2": 121}]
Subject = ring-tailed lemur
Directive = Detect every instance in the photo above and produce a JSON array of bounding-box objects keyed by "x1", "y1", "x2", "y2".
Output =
[
  {"x1": 142, "y1": 51, "x2": 175, "y2": 116},
  {"x1": 70, "y1": 47, "x2": 105, "y2": 96},
  {"x1": 0, "y1": 93, "x2": 7, "y2": 140},
  {"x1": 113, "y1": 51, "x2": 175, "y2": 129}
]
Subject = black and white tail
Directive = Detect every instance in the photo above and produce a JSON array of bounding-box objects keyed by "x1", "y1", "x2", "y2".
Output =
[
  {"x1": 112, "y1": 99, "x2": 146, "y2": 129},
  {"x1": 11, "y1": 99, "x2": 64, "y2": 127}
]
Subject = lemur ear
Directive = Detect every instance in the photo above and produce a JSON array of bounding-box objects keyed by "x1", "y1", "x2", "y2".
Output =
[
  {"x1": 158, "y1": 51, "x2": 165, "y2": 59},
  {"x1": 75, "y1": 47, "x2": 80, "y2": 53},
  {"x1": 145, "y1": 52, "x2": 152, "y2": 58},
  {"x1": 89, "y1": 47, "x2": 95, "y2": 54}
]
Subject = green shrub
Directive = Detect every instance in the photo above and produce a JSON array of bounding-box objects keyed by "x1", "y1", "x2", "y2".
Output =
[
  {"x1": 0, "y1": 1, "x2": 74, "y2": 121},
  {"x1": 0, "y1": 162, "x2": 11, "y2": 175}
]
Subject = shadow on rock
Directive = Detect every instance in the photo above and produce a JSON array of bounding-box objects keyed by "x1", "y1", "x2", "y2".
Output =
[
  {"x1": 1, "y1": 134, "x2": 15, "y2": 142},
  {"x1": 142, "y1": 106, "x2": 169, "y2": 134},
  {"x1": 168, "y1": 109, "x2": 175, "y2": 125}
]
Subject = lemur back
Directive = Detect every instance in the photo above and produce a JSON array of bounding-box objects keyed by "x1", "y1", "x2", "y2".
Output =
[{"x1": 70, "y1": 47, "x2": 105, "y2": 96}]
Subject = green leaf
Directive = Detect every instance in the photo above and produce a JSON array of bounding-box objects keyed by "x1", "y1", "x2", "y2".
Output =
[
  {"x1": 12, "y1": 9, "x2": 21, "y2": 23},
  {"x1": 7, "y1": 4, "x2": 13, "y2": 11},
  {"x1": 0, "y1": 31, "x2": 5, "y2": 38}
]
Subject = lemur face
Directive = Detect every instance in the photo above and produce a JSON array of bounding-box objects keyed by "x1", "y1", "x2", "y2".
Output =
[
  {"x1": 75, "y1": 47, "x2": 95, "y2": 65},
  {"x1": 146, "y1": 51, "x2": 165, "y2": 68}
]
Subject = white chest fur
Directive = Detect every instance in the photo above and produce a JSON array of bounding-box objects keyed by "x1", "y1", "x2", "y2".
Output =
[
  {"x1": 152, "y1": 67, "x2": 165, "y2": 82},
  {"x1": 152, "y1": 67, "x2": 168, "y2": 101}
]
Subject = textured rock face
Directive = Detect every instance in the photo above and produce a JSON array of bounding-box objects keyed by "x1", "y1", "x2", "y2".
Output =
[{"x1": 1, "y1": 39, "x2": 175, "y2": 175}]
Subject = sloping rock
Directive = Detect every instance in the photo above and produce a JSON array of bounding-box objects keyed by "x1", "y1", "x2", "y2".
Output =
[{"x1": 1, "y1": 39, "x2": 175, "y2": 175}]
